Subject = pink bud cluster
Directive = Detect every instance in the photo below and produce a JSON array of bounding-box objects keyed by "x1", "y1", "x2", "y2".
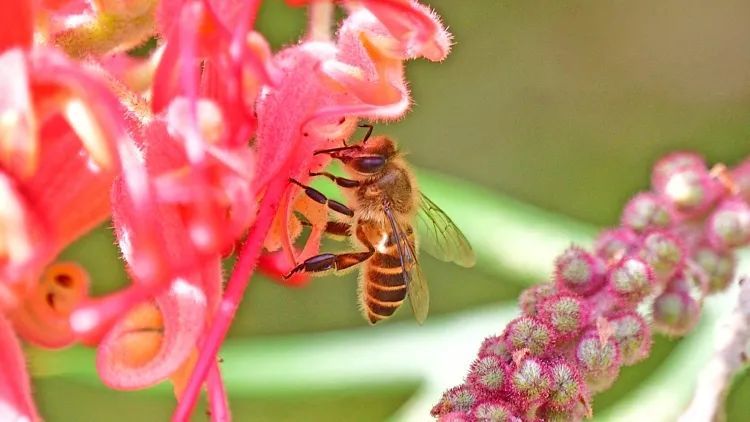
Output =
[{"x1": 432, "y1": 152, "x2": 750, "y2": 421}]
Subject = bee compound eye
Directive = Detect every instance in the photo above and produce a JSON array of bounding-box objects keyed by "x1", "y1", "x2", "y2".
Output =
[{"x1": 353, "y1": 156, "x2": 386, "y2": 174}]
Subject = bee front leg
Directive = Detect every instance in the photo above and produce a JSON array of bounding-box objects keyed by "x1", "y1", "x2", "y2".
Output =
[
  {"x1": 309, "y1": 171, "x2": 360, "y2": 189},
  {"x1": 289, "y1": 178, "x2": 354, "y2": 218}
]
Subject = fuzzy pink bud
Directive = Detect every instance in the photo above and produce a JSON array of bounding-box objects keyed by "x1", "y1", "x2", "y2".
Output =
[
  {"x1": 504, "y1": 316, "x2": 554, "y2": 356},
  {"x1": 467, "y1": 356, "x2": 507, "y2": 392},
  {"x1": 546, "y1": 361, "x2": 587, "y2": 411},
  {"x1": 594, "y1": 228, "x2": 639, "y2": 262},
  {"x1": 538, "y1": 295, "x2": 589, "y2": 340},
  {"x1": 652, "y1": 152, "x2": 706, "y2": 185},
  {"x1": 437, "y1": 411, "x2": 472, "y2": 422},
  {"x1": 652, "y1": 152, "x2": 719, "y2": 216},
  {"x1": 554, "y1": 246, "x2": 604, "y2": 296},
  {"x1": 431, "y1": 385, "x2": 477, "y2": 416},
  {"x1": 732, "y1": 157, "x2": 750, "y2": 203},
  {"x1": 510, "y1": 358, "x2": 551, "y2": 404},
  {"x1": 575, "y1": 333, "x2": 622, "y2": 392},
  {"x1": 478, "y1": 335, "x2": 511, "y2": 362},
  {"x1": 608, "y1": 312, "x2": 651, "y2": 365},
  {"x1": 472, "y1": 400, "x2": 519, "y2": 422},
  {"x1": 706, "y1": 198, "x2": 750, "y2": 249},
  {"x1": 692, "y1": 245, "x2": 736, "y2": 292},
  {"x1": 666, "y1": 269, "x2": 709, "y2": 301},
  {"x1": 519, "y1": 283, "x2": 558, "y2": 316},
  {"x1": 607, "y1": 257, "x2": 655, "y2": 303},
  {"x1": 540, "y1": 407, "x2": 587, "y2": 422},
  {"x1": 621, "y1": 193, "x2": 673, "y2": 233},
  {"x1": 639, "y1": 230, "x2": 685, "y2": 282},
  {"x1": 652, "y1": 291, "x2": 700, "y2": 336}
]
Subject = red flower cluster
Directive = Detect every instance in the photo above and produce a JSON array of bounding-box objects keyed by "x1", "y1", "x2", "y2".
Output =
[
  {"x1": 0, "y1": 0, "x2": 452, "y2": 420},
  {"x1": 432, "y1": 153, "x2": 750, "y2": 421}
]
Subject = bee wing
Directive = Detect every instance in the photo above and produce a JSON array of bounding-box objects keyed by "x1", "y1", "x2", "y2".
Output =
[
  {"x1": 383, "y1": 202, "x2": 430, "y2": 325},
  {"x1": 416, "y1": 193, "x2": 476, "y2": 267}
]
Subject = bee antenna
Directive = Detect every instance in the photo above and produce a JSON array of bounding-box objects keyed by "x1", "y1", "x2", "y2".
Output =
[{"x1": 358, "y1": 123, "x2": 374, "y2": 144}]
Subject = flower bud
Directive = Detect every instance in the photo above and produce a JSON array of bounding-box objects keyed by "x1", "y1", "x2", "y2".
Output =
[
  {"x1": 651, "y1": 152, "x2": 706, "y2": 190},
  {"x1": 540, "y1": 407, "x2": 586, "y2": 422},
  {"x1": 431, "y1": 385, "x2": 477, "y2": 416},
  {"x1": 554, "y1": 246, "x2": 605, "y2": 296},
  {"x1": 467, "y1": 356, "x2": 507, "y2": 392},
  {"x1": 539, "y1": 295, "x2": 588, "y2": 340},
  {"x1": 510, "y1": 358, "x2": 551, "y2": 404},
  {"x1": 519, "y1": 283, "x2": 558, "y2": 316},
  {"x1": 652, "y1": 291, "x2": 700, "y2": 336},
  {"x1": 575, "y1": 333, "x2": 622, "y2": 392},
  {"x1": 732, "y1": 157, "x2": 750, "y2": 203},
  {"x1": 478, "y1": 336, "x2": 511, "y2": 362},
  {"x1": 472, "y1": 401, "x2": 518, "y2": 422},
  {"x1": 666, "y1": 269, "x2": 708, "y2": 301},
  {"x1": 594, "y1": 228, "x2": 638, "y2": 262},
  {"x1": 652, "y1": 153, "x2": 719, "y2": 215},
  {"x1": 692, "y1": 245, "x2": 736, "y2": 292},
  {"x1": 607, "y1": 257, "x2": 654, "y2": 304},
  {"x1": 608, "y1": 312, "x2": 651, "y2": 365},
  {"x1": 639, "y1": 230, "x2": 685, "y2": 282},
  {"x1": 504, "y1": 316, "x2": 554, "y2": 356},
  {"x1": 621, "y1": 193, "x2": 673, "y2": 233},
  {"x1": 547, "y1": 361, "x2": 586, "y2": 411},
  {"x1": 707, "y1": 198, "x2": 750, "y2": 249},
  {"x1": 437, "y1": 412, "x2": 472, "y2": 422}
]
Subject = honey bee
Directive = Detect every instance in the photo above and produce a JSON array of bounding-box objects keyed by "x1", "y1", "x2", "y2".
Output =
[{"x1": 285, "y1": 125, "x2": 476, "y2": 324}]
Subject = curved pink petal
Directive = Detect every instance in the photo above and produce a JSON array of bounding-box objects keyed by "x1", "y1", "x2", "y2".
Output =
[
  {"x1": 0, "y1": 315, "x2": 39, "y2": 422},
  {"x1": 0, "y1": 50, "x2": 37, "y2": 179},
  {"x1": 29, "y1": 47, "x2": 126, "y2": 171},
  {"x1": 96, "y1": 277, "x2": 208, "y2": 390},
  {"x1": 359, "y1": 0, "x2": 452, "y2": 61},
  {"x1": 0, "y1": 172, "x2": 44, "y2": 287},
  {"x1": 1, "y1": 115, "x2": 114, "y2": 290}
]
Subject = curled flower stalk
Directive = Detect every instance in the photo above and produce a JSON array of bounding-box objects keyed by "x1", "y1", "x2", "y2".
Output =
[{"x1": 432, "y1": 153, "x2": 750, "y2": 421}]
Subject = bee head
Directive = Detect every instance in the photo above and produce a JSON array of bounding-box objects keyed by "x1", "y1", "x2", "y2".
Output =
[{"x1": 344, "y1": 135, "x2": 397, "y2": 175}]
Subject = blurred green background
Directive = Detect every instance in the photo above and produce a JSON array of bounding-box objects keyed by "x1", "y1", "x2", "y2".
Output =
[{"x1": 30, "y1": 0, "x2": 750, "y2": 421}]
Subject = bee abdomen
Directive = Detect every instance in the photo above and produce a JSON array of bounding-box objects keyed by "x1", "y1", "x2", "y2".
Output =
[{"x1": 364, "y1": 257, "x2": 408, "y2": 324}]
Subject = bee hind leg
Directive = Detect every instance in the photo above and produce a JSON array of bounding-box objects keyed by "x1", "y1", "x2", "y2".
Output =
[
  {"x1": 300, "y1": 221, "x2": 352, "y2": 240},
  {"x1": 283, "y1": 250, "x2": 374, "y2": 279},
  {"x1": 284, "y1": 224, "x2": 374, "y2": 279}
]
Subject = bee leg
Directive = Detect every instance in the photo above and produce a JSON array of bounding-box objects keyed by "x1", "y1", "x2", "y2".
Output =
[
  {"x1": 309, "y1": 171, "x2": 360, "y2": 189},
  {"x1": 313, "y1": 144, "x2": 362, "y2": 156},
  {"x1": 289, "y1": 178, "x2": 354, "y2": 218},
  {"x1": 284, "y1": 250, "x2": 374, "y2": 278},
  {"x1": 284, "y1": 226, "x2": 374, "y2": 278},
  {"x1": 300, "y1": 220, "x2": 352, "y2": 239}
]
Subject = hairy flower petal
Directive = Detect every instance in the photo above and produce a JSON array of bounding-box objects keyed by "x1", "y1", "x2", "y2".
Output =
[
  {"x1": 96, "y1": 277, "x2": 209, "y2": 390},
  {"x1": 0, "y1": 315, "x2": 39, "y2": 422}
]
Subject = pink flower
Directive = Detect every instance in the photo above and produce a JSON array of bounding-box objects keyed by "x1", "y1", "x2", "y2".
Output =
[
  {"x1": 171, "y1": 1, "x2": 453, "y2": 418},
  {"x1": 0, "y1": 0, "x2": 454, "y2": 419},
  {"x1": 69, "y1": 1, "x2": 266, "y2": 411},
  {"x1": 0, "y1": 0, "x2": 133, "y2": 418}
]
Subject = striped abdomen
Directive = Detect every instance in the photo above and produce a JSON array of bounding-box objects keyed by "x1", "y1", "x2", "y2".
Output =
[{"x1": 361, "y1": 229, "x2": 415, "y2": 324}]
